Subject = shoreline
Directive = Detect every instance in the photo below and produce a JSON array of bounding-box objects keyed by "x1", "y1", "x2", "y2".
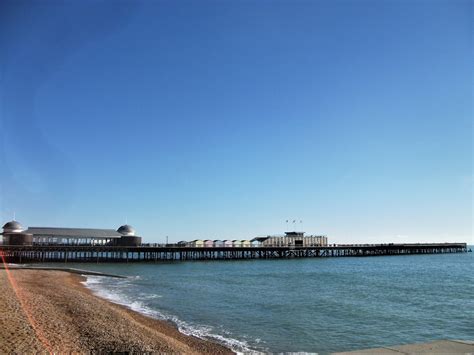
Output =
[
  {"x1": 81, "y1": 274, "x2": 254, "y2": 353},
  {"x1": 0, "y1": 269, "x2": 234, "y2": 353},
  {"x1": 1, "y1": 264, "x2": 127, "y2": 278}
]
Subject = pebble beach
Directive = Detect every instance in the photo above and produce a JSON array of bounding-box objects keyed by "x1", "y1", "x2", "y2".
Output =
[{"x1": 0, "y1": 269, "x2": 233, "y2": 354}]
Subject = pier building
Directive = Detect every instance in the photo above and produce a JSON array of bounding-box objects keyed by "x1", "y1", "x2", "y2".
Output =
[
  {"x1": 1, "y1": 221, "x2": 33, "y2": 246},
  {"x1": 188, "y1": 240, "x2": 204, "y2": 247},
  {"x1": 252, "y1": 232, "x2": 328, "y2": 247},
  {"x1": 1, "y1": 221, "x2": 142, "y2": 246},
  {"x1": 177, "y1": 232, "x2": 327, "y2": 248},
  {"x1": 213, "y1": 240, "x2": 224, "y2": 247}
]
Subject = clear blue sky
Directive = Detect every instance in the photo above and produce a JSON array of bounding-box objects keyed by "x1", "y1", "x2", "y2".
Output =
[{"x1": 0, "y1": 0, "x2": 472, "y2": 243}]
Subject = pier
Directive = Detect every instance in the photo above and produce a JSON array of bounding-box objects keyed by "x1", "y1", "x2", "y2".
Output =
[{"x1": 0, "y1": 243, "x2": 468, "y2": 263}]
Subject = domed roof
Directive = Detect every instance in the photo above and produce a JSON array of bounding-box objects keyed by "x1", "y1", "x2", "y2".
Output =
[
  {"x1": 117, "y1": 224, "x2": 135, "y2": 236},
  {"x1": 2, "y1": 220, "x2": 24, "y2": 231}
]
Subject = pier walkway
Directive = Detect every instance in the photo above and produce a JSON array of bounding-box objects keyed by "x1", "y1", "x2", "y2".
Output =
[{"x1": 0, "y1": 243, "x2": 468, "y2": 263}]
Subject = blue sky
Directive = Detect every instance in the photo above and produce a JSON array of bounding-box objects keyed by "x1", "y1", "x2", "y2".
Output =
[{"x1": 0, "y1": 0, "x2": 472, "y2": 243}]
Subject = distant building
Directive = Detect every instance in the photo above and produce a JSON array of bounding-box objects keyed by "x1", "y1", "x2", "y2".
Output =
[
  {"x1": 252, "y1": 231, "x2": 327, "y2": 247},
  {"x1": 1, "y1": 221, "x2": 142, "y2": 246}
]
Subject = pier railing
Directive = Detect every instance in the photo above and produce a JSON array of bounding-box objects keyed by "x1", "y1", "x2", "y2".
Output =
[{"x1": 0, "y1": 243, "x2": 468, "y2": 263}]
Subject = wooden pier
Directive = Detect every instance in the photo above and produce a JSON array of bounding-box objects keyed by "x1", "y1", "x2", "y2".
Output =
[{"x1": 0, "y1": 243, "x2": 468, "y2": 263}]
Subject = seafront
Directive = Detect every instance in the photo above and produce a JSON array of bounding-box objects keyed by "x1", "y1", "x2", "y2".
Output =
[{"x1": 0, "y1": 269, "x2": 232, "y2": 354}]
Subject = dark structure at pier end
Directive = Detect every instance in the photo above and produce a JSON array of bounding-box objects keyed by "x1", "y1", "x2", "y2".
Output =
[{"x1": 1, "y1": 221, "x2": 142, "y2": 247}]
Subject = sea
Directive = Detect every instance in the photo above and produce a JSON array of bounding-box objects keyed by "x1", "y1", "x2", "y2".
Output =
[{"x1": 47, "y1": 249, "x2": 473, "y2": 354}]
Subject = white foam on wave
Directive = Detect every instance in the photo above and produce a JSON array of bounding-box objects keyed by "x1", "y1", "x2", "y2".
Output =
[
  {"x1": 139, "y1": 292, "x2": 162, "y2": 299},
  {"x1": 82, "y1": 275, "x2": 262, "y2": 354}
]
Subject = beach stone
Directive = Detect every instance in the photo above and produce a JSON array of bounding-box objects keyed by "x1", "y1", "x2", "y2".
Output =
[{"x1": 0, "y1": 270, "x2": 233, "y2": 354}]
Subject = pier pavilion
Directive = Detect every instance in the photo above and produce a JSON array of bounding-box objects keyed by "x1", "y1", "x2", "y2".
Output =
[
  {"x1": 252, "y1": 232, "x2": 328, "y2": 247},
  {"x1": 1, "y1": 221, "x2": 142, "y2": 246}
]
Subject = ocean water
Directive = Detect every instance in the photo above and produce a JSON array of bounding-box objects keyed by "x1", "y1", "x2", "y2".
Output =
[{"x1": 47, "y1": 250, "x2": 473, "y2": 353}]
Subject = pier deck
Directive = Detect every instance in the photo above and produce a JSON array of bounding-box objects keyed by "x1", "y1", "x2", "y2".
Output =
[{"x1": 0, "y1": 243, "x2": 468, "y2": 263}]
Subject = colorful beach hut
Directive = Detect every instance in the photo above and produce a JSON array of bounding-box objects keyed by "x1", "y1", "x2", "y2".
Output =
[
  {"x1": 232, "y1": 240, "x2": 242, "y2": 247},
  {"x1": 188, "y1": 239, "x2": 204, "y2": 247},
  {"x1": 204, "y1": 240, "x2": 214, "y2": 248},
  {"x1": 251, "y1": 239, "x2": 260, "y2": 247},
  {"x1": 241, "y1": 240, "x2": 251, "y2": 248},
  {"x1": 251, "y1": 237, "x2": 269, "y2": 247},
  {"x1": 213, "y1": 240, "x2": 224, "y2": 247},
  {"x1": 223, "y1": 240, "x2": 233, "y2": 248}
]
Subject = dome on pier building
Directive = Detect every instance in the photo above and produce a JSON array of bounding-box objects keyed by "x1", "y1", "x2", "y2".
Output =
[
  {"x1": 117, "y1": 224, "x2": 136, "y2": 236},
  {"x1": 2, "y1": 220, "x2": 24, "y2": 233}
]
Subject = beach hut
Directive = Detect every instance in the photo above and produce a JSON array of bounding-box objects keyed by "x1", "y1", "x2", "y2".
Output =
[
  {"x1": 251, "y1": 239, "x2": 260, "y2": 247},
  {"x1": 213, "y1": 240, "x2": 224, "y2": 248},
  {"x1": 232, "y1": 240, "x2": 242, "y2": 247},
  {"x1": 223, "y1": 240, "x2": 233, "y2": 248},
  {"x1": 204, "y1": 240, "x2": 214, "y2": 248},
  {"x1": 241, "y1": 240, "x2": 251, "y2": 248},
  {"x1": 188, "y1": 239, "x2": 204, "y2": 247},
  {"x1": 251, "y1": 237, "x2": 269, "y2": 247}
]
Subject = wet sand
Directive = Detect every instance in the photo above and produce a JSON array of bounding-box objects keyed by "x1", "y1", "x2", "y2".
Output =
[{"x1": 0, "y1": 269, "x2": 233, "y2": 354}]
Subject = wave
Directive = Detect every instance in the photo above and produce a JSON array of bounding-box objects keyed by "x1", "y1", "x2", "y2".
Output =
[{"x1": 81, "y1": 275, "x2": 260, "y2": 354}]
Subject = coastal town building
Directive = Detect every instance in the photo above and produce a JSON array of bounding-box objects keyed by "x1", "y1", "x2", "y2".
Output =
[{"x1": 1, "y1": 221, "x2": 142, "y2": 246}]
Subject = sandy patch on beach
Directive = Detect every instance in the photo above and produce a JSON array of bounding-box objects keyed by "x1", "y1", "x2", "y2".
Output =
[{"x1": 0, "y1": 269, "x2": 233, "y2": 354}]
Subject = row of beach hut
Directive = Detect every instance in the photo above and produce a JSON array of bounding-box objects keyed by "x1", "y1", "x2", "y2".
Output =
[
  {"x1": 177, "y1": 233, "x2": 328, "y2": 248},
  {"x1": 179, "y1": 240, "x2": 255, "y2": 248}
]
